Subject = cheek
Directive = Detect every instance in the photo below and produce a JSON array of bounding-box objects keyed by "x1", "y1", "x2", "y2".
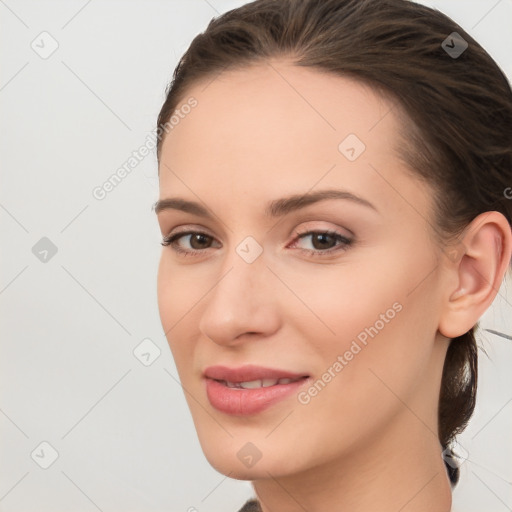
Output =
[
  {"x1": 272, "y1": 255, "x2": 404, "y2": 354},
  {"x1": 157, "y1": 255, "x2": 205, "y2": 325},
  {"x1": 284, "y1": 248, "x2": 437, "y2": 403},
  {"x1": 157, "y1": 256, "x2": 199, "y2": 364}
]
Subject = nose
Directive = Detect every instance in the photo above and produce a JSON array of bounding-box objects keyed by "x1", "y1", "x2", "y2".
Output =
[{"x1": 198, "y1": 249, "x2": 281, "y2": 347}]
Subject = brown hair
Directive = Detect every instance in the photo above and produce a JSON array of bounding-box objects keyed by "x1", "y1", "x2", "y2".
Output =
[{"x1": 156, "y1": 0, "x2": 512, "y2": 487}]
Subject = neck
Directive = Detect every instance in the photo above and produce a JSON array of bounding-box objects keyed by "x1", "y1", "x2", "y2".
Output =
[{"x1": 251, "y1": 414, "x2": 452, "y2": 512}]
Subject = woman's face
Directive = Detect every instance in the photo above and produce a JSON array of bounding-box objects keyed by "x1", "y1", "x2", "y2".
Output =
[{"x1": 156, "y1": 61, "x2": 451, "y2": 479}]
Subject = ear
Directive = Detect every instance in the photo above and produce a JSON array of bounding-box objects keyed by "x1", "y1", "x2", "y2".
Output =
[{"x1": 438, "y1": 211, "x2": 512, "y2": 339}]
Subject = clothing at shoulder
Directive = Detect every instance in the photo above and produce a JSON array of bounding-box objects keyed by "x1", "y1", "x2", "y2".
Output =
[{"x1": 237, "y1": 499, "x2": 262, "y2": 512}]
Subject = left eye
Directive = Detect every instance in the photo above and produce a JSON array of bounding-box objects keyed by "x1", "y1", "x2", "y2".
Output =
[
  {"x1": 161, "y1": 229, "x2": 353, "y2": 257},
  {"x1": 291, "y1": 230, "x2": 353, "y2": 255}
]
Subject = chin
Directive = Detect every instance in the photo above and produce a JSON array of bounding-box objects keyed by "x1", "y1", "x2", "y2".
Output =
[
  {"x1": 200, "y1": 438, "x2": 306, "y2": 480},
  {"x1": 206, "y1": 455, "x2": 286, "y2": 481}
]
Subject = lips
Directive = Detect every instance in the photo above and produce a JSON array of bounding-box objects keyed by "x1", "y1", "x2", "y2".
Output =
[
  {"x1": 203, "y1": 364, "x2": 310, "y2": 415},
  {"x1": 204, "y1": 364, "x2": 307, "y2": 383}
]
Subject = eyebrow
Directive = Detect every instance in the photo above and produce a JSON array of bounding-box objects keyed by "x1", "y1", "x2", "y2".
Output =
[{"x1": 153, "y1": 189, "x2": 378, "y2": 218}]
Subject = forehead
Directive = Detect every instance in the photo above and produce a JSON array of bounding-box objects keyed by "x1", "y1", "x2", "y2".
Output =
[
  {"x1": 158, "y1": 61, "x2": 430, "y2": 222},
  {"x1": 163, "y1": 61, "x2": 397, "y2": 151}
]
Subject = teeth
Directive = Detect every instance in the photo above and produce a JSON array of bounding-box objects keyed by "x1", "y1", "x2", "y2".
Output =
[
  {"x1": 221, "y1": 377, "x2": 303, "y2": 389},
  {"x1": 239, "y1": 379, "x2": 263, "y2": 389}
]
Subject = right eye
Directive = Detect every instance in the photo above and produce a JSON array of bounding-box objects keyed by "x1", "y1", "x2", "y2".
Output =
[{"x1": 161, "y1": 230, "x2": 218, "y2": 257}]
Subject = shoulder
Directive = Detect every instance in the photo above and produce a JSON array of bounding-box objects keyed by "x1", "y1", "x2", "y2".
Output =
[{"x1": 237, "y1": 498, "x2": 262, "y2": 512}]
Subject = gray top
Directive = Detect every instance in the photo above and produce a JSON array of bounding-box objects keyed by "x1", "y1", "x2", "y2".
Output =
[{"x1": 237, "y1": 499, "x2": 262, "y2": 512}]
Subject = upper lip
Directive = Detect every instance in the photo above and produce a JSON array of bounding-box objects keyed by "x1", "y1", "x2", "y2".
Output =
[{"x1": 204, "y1": 364, "x2": 309, "y2": 383}]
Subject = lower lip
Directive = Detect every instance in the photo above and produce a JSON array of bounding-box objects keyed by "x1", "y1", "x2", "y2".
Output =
[{"x1": 205, "y1": 378, "x2": 308, "y2": 415}]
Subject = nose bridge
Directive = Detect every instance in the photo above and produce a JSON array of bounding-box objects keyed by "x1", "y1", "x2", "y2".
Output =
[
  {"x1": 198, "y1": 238, "x2": 279, "y2": 344},
  {"x1": 216, "y1": 232, "x2": 269, "y2": 299}
]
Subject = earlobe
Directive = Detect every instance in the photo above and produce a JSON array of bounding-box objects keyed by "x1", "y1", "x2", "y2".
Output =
[{"x1": 438, "y1": 211, "x2": 512, "y2": 339}]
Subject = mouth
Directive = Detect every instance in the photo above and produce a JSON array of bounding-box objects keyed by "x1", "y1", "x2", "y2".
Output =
[
  {"x1": 214, "y1": 376, "x2": 308, "y2": 389},
  {"x1": 203, "y1": 365, "x2": 310, "y2": 415}
]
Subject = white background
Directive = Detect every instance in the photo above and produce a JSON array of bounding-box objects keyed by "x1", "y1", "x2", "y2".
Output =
[{"x1": 1, "y1": 1, "x2": 511, "y2": 511}]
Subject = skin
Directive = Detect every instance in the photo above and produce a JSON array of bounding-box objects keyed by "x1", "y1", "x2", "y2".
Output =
[{"x1": 156, "y1": 60, "x2": 511, "y2": 512}]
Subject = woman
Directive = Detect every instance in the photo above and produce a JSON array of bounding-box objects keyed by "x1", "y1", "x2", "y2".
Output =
[{"x1": 153, "y1": 0, "x2": 512, "y2": 510}]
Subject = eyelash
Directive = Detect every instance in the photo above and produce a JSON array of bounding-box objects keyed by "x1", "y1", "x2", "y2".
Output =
[{"x1": 160, "y1": 229, "x2": 353, "y2": 258}]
